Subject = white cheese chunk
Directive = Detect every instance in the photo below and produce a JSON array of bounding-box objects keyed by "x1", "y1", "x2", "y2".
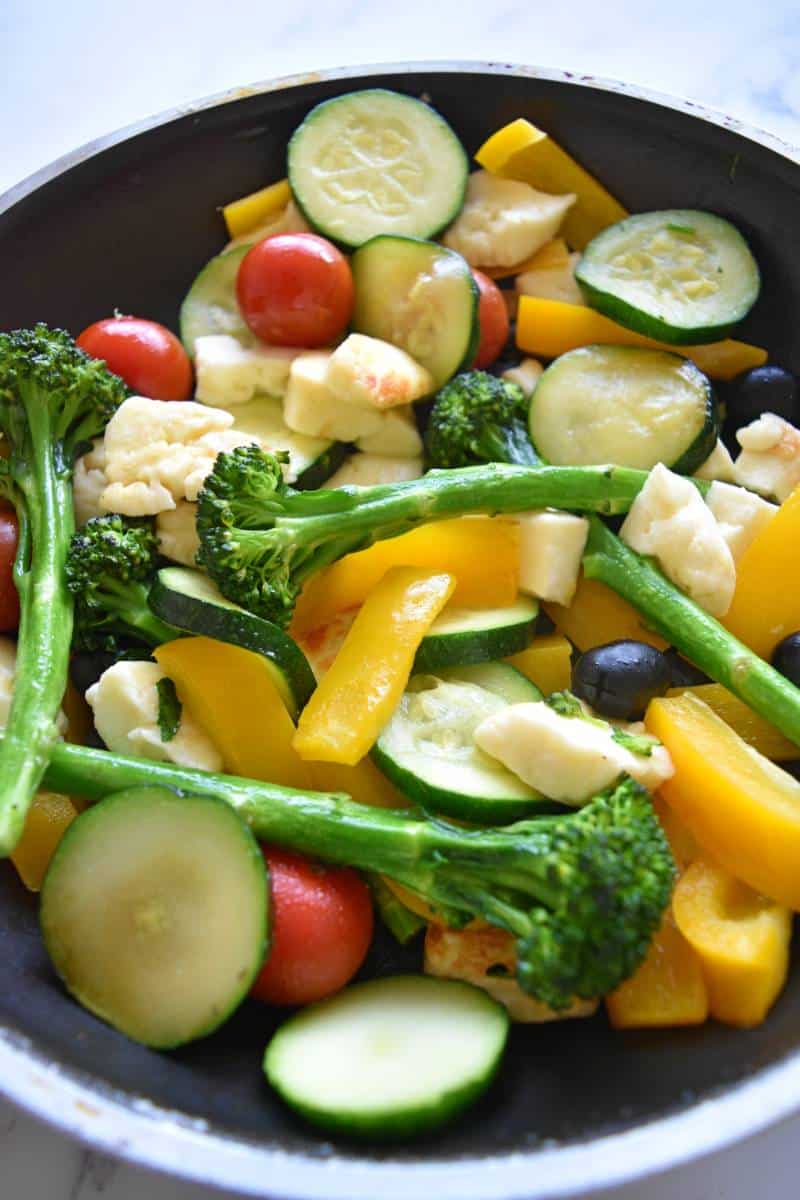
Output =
[
  {"x1": 474, "y1": 701, "x2": 674, "y2": 805},
  {"x1": 194, "y1": 334, "x2": 299, "y2": 408},
  {"x1": 620, "y1": 463, "x2": 736, "y2": 617},
  {"x1": 733, "y1": 413, "x2": 800, "y2": 501},
  {"x1": 694, "y1": 438, "x2": 737, "y2": 483},
  {"x1": 706, "y1": 481, "x2": 778, "y2": 562},
  {"x1": 86, "y1": 660, "x2": 222, "y2": 772},
  {"x1": 326, "y1": 334, "x2": 434, "y2": 411},
  {"x1": 515, "y1": 252, "x2": 584, "y2": 305},
  {"x1": 283, "y1": 353, "x2": 384, "y2": 442},
  {"x1": 443, "y1": 171, "x2": 576, "y2": 269},
  {"x1": 501, "y1": 357, "x2": 544, "y2": 399},
  {"x1": 515, "y1": 510, "x2": 588, "y2": 606},
  {"x1": 156, "y1": 501, "x2": 201, "y2": 567},
  {"x1": 326, "y1": 454, "x2": 424, "y2": 488},
  {"x1": 355, "y1": 406, "x2": 423, "y2": 457}
]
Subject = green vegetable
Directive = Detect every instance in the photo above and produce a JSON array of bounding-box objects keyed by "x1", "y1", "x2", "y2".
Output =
[
  {"x1": 0, "y1": 325, "x2": 126, "y2": 855},
  {"x1": 546, "y1": 691, "x2": 585, "y2": 719},
  {"x1": 612, "y1": 728, "x2": 655, "y2": 757},
  {"x1": 196, "y1": 446, "x2": 652, "y2": 627},
  {"x1": 41, "y1": 739, "x2": 675, "y2": 1010},
  {"x1": 156, "y1": 678, "x2": 182, "y2": 742},
  {"x1": 367, "y1": 874, "x2": 426, "y2": 945},
  {"x1": 583, "y1": 516, "x2": 800, "y2": 748},
  {"x1": 424, "y1": 371, "x2": 539, "y2": 470},
  {"x1": 66, "y1": 515, "x2": 179, "y2": 653},
  {"x1": 413, "y1": 596, "x2": 539, "y2": 672},
  {"x1": 179, "y1": 244, "x2": 254, "y2": 356}
]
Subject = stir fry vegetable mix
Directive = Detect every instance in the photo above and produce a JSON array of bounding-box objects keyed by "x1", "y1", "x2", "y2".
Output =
[{"x1": 3, "y1": 90, "x2": 800, "y2": 1138}]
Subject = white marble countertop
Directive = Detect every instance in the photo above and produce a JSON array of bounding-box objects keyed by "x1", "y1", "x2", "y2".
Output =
[{"x1": 2, "y1": 1, "x2": 800, "y2": 1196}]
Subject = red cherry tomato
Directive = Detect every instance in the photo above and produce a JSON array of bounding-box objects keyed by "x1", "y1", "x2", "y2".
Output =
[
  {"x1": 236, "y1": 233, "x2": 354, "y2": 348},
  {"x1": 0, "y1": 507, "x2": 19, "y2": 633},
  {"x1": 251, "y1": 846, "x2": 373, "y2": 1006},
  {"x1": 77, "y1": 316, "x2": 193, "y2": 401},
  {"x1": 471, "y1": 270, "x2": 510, "y2": 369}
]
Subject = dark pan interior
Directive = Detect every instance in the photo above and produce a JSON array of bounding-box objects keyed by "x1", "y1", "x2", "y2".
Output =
[{"x1": 1, "y1": 66, "x2": 800, "y2": 1167}]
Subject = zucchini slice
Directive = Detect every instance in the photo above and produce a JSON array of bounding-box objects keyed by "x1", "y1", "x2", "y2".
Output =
[
  {"x1": 351, "y1": 235, "x2": 478, "y2": 389},
  {"x1": 529, "y1": 345, "x2": 718, "y2": 474},
  {"x1": 576, "y1": 210, "x2": 760, "y2": 344},
  {"x1": 287, "y1": 89, "x2": 468, "y2": 249},
  {"x1": 373, "y1": 664, "x2": 551, "y2": 822},
  {"x1": 230, "y1": 397, "x2": 348, "y2": 490},
  {"x1": 179, "y1": 244, "x2": 254, "y2": 357},
  {"x1": 40, "y1": 788, "x2": 268, "y2": 1049},
  {"x1": 264, "y1": 975, "x2": 508, "y2": 1138},
  {"x1": 149, "y1": 567, "x2": 316, "y2": 717},
  {"x1": 414, "y1": 598, "x2": 538, "y2": 672}
]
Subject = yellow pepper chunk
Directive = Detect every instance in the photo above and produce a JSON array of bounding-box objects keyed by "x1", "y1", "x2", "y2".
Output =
[
  {"x1": 480, "y1": 237, "x2": 571, "y2": 280},
  {"x1": 606, "y1": 909, "x2": 708, "y2": 1029},
  {"x1": 667, "y1": 683, "x2": 797, "y2": 762},
  {"x1": 723, "y1": 485, "x2": 800, "y2": 660},
  {"x1": 309, "y1": 759, "x2": 408, "y2": 809},
  {"x1": 646, "y1": 692, "x2": 800, "y2": 910},
  {"x1": 154, "y1": 637, "x2": 313, "y2": 789},
  {"x1": 545, "y1": 574, "x2": 667, "y2": 652},
  {"x1": 476, "y1": 118, "x2": 628, "y2": 250},
  {"x1": 291, "y1": 517, "x2": 518, "y2": 636},
  {"x1": 672, "y1": 857, "x2": 791, "y2": 1027},
  {"x1": 516, "y1": 296, "x2": 767, "y2": 381},
  {"x1": 222, "y1": 178, "x2": 291, "y2": 239},
  {"x1": 652, "y1": 795, "x2": 702, "y2": 871},
  {"x1": 12, "y1": 791, "x2": 78, "y2": 892},
  {"x1": 505, "y1": 633, "x2": 572, "y2": 695},
  {"x1": 294, "y1": 567, "x2": 456, "y2": 765}
]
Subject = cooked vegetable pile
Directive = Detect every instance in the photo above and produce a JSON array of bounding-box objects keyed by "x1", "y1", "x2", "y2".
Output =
[{"x1": 2, "y1": 88, "x2": 800, "y2": 1142}]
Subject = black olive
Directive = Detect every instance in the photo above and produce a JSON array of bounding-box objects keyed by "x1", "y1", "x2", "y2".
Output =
[
  {"x1": 727, "y1": 366, "x2": 799, "y2": 428},
  {"x1": 772, "y1": 632, "x2": 800, "y2": 689},
  {"x1": 69, "y1": 650, "x2": 118, "y2": 695},
  {"x1": 572, "y1": 640, "x2": 672, "y2": 721},
  {"x1": 663, "y1": 649, "x2": 710, "y2": 688}
]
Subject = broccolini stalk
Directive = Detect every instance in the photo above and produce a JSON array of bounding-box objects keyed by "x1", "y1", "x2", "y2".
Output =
[
  {"x1": 367, "y1": 874, "x2": 426, "y2": 946},
  {"x1": 583, "y1": 516, "x2": 800, "y2": 748},
  {"x1": 197, "y1": 446, "x2": 650, "y2": 626},
  {"x1": 0, "y1": 326, "x2": 125, "y2": 854},
  {"x1": 42, "y1": 740, "x2": 674, "y2": 1009}
]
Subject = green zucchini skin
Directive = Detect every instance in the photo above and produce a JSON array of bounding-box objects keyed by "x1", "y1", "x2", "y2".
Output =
[
  {"x1": 149, "y1": 567, "x2": 316, "y2": 717},
  {"x1": 40, "y1": 787, "x2": 269, "y2": 1050},
  {"x1": 576, "y1": 209, "x2": 761, "y2": 345},
  {"x1": 414, "y1": 599, "x2": 538, "y2": 672},
  {"x1": 179, "y1": 244, "x2": 253, "y2": 357},
  {"x1": 263, "y1": 975, "x2": 509, "y2": 1139},
  {"x1": 293, "y1": 441, "x2": 351, "y2": 490}
]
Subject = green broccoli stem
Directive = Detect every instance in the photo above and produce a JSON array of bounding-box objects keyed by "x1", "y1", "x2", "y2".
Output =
[
  {"x1": 583, "y1": 516, "x2": 800, "y2": 748},
  {"x1": 100, "y1": 577, "x2": 179, "y2": 647},
  {"x1": 367, "y1": 873, "x2": 426, "y2": 945}
]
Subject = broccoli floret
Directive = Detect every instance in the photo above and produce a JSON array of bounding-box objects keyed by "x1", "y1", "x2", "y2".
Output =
[
  {"x1": 424, "y1": 370, "x2": 539, "y2": 469},
  {"x1": 0, "y1": 325, "x2": 127, "y2": 854},
  {"x1": 196, "y1": 445, "x2": 648, "y2": 627},
  {"x1": 66, "y1": 515, "x2": 178, "y2": 653}
]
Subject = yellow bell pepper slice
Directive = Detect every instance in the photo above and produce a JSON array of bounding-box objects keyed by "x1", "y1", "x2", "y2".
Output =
[
  {"x1": 294, "y1": 567, "x2": 455, "y2": 765},
  {"x1": 646, "y1": 692, "x2": 800, "y2": 909},
  {"x1": 672, "y1": 857, "x2": 791, "y2": 1027},
  {"x1": 516, "y1": 296, "x2": 767, "y2": 381},
  {"x1": 476, "y1": 118, "x2": 627, "y2": 250},
  {"x1": 291, "y1": 517, "x2": 518, "y2": 636},
  {"x1": 606, "y1": 909, "x2": 708, "y2": 1029},
  {"x1": 545, "y1": 574, "x2": 667, "y2": 652},
  {"x1": 480, "y1": 237, "x2": 571, "y2": 280},
  {"x1": 309, "y1": 759, "x2": 408, "y2": 810},
  {"x1": 652, "y1": 795, "x2": 701, "y2": 871},
  {"x1": 505, "y1": 633, "x2": 572, "y2": 695},
  {"x1": 11, "y1": 791, "x2": 78, "y2": 892},
  {"x1": 154, "y1": 636, "x2": 313, "y2": 789},
  {"x1": 222, "y1": 178, "x2": 291, "y2": 239},
  {"x1": 723, "y1": 485, "x2": 800, "y2": 660},
  {"x1": 666, "y1": 683, "x2": 797, "y2": 762}
]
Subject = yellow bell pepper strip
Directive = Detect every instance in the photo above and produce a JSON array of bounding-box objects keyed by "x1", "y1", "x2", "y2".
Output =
[
  {"x1": 652, "y1": 796, "x2": 702, "y2": 871},
  {"x1": 11, "y1": 791, "x2": 78, "y2": 892},
  {"x1": 672, "y1": 857, "x2": 791, "y2": 1028},
  {"x1": 544, "y1": 574, "x2": 668, "y2": 652},
  {"x1": 308, "y1": 759, "x2": 408, "y2": 810},
  {"x1": 666, "y1": 684, "x2": 798, "y2": 762},
  {"x1": 723, "y1": 485, "x2": 800, "y2": 660},
  {"x1": 222, "y1": 178, "x2": 291, "y2": 239},
  {"x1": 154, "y1": 637, "x2": 313, "y2": 790},
  {"x1": 481, "y1": 237, "x2": 571, "y2": 280},
  {"x1": 294, "y1": 567, "x2": 456, "y2": 765},
  {"x1": 606, "y1": 909, "x2": 708, "y2": 1029},
  {"x1": 516, "y1": 296, "x2": 767, "y2": 381},
  {"x1": 646, "y1": 692, "x2": 800, "y2": 910},
  {"x1": 505, "y1": 633, "x2": 573, "y2": 695},
  {"x1": 290, "y1": 517, "x2": 519, "y2": 636},
  {"x1": 475, "y1": 118, "x2": 627, "y2": 250}
]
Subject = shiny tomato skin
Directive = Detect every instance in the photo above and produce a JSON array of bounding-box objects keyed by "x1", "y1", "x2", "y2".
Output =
[
  {"x1": 0, "y1": 507, "x2": 19, "y2": 633},
  {"x1": 472, "y1": 270, "x2": 510, "y2": 369},
  {"x1": 251, "y1": 846, "x2": 373, "y2": 1006},
  {"x1": 77, "y1": 316, "x2": 193, "y2": 401},
  {"x1": 236, "y1": 233, "x2": 354, "y2": 348}
]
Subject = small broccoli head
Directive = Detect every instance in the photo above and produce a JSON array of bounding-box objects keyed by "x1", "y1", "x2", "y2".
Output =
[
  {"x1": 424, "y1": 370, "x2": 539, "y2": 470},
  {"x1": 0, "y1": 325, "x2": 127, "y2": 465}
]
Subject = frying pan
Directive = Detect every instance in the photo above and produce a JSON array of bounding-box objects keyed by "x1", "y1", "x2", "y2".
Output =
[{"x1": 1, "y1": 61, "x2": 799, "y2": 1200}]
